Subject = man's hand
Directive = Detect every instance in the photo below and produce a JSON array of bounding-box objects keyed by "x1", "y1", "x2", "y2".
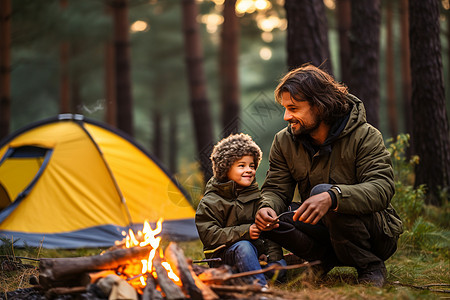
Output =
[
  {"x1": 255, "y1": 207, "x2": 280, "y2": 231},
  {"x1": 249, "y1": 224, "x2": 261, "y2": 239},
  {"x1": 293, "y1": 192, "x2": 332, "y2": 225}
]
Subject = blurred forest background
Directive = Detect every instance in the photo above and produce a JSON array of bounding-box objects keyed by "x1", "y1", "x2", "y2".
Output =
[{"x1": 0, "y1": 0, "x2": 449, "y2": 206}]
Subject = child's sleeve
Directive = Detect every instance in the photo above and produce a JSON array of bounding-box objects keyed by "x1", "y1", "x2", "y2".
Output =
[{"x1": 195, "y1": 199, "x2": 252, "y2": 251}]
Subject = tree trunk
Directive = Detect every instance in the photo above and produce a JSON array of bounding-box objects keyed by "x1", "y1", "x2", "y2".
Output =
[
  {"x1": 220, "y1": 0, "x2": 240, "y2": 137},
  {"x1": 105, "y1": 42, "x2": 117, "y2": 126},
  {"x1": 105, "y1": 4, "x2": 117, "y2": 127},
  {"x1": 386, "y1": 0, "x2": 398, "y2": 138},
  {"x1": 112, "y1": 0, "x2": 133, "y2": 136},
  {"x1": 336, "y1": 0, "x2": 351, "y2": 83},
  {"x1": 153, "y1": 108, "x2": 163, "y2": 161},
  {"x1": 400, "y1": 0, "x2": 413, "y2": 155},
  {"x1": 409, "y1": 0, "x2": 450, "y2": 205},
  {"x1": 181, "y1": 0, "x2": 214, "y2": 182},
  {"x1": 348, "y1": 0, "x2": 381, "y2": 128},
  {"x1": 59, "y1": 0, "x2": 70, "y2": 114},
  {"x1": 169, "y1": 111, "x2": 177, "y2": 174},
  {"x1": 0, "y1": 0, "x2": 11, "y2": 139},
  {"x1": 284, "y1": 0, "x2": 332, "y2": 74},
  {"x1": 71, "y1": 44, "x2": 82, "y2": 114}
]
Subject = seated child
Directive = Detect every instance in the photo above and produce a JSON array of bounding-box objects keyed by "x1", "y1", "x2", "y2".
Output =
[{"x1": 195, "y1": 133, "x2": 286, "y2": 287}]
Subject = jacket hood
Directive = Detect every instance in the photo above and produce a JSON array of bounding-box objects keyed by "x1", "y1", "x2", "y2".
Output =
[
  {"x1": 204, "y1": 176, "x2": 260, "y2": 202},
  {"x1": 339, "y1": 94, "x2": 367, "y2": 138}
]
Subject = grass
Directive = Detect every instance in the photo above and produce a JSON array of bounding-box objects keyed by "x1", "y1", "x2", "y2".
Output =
[{"x1": 1, "y1": 237, "x2": 448, "y2": 299}]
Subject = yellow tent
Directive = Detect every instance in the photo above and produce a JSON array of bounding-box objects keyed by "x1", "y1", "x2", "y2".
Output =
[{"x1": 0, "y1": 114, "x2": 198, "y2": 248}]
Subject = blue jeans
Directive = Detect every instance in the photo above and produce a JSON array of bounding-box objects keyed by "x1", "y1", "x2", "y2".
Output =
[{"x1": 223, "y1": 240, "x2": 267, "y2": 286}]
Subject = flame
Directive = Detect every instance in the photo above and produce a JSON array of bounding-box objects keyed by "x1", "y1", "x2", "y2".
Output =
[{"x1": 120, "y1": 218, "x2": 180, "y2": 290}]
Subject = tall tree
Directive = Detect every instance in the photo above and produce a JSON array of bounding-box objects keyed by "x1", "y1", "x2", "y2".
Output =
[
  {"x1": 112, "y1": 0, "x2": 133, "y2": 136},
  {"x1": 348, "y1": 0, "x2": 381, "y2": 128},
  {"x1": 336, "y1": 0, "x2": 351, "y2": 83},
  {"x1": 105, "y1": 41, "x2": 117, "y2": 126},
  {"x1": 400, "y1": 0, "x2": 413, "y2": 154},
  {"x1": 409, "y1": 0, "x2": 450, "y2": 205},
  {"x1": 386, "y1": 0, "x2": 398, "y2": 138},
  {"x1": 220, "y1": 0, "x2": 240, "y2": 137},
  {"x1": 105, "y1": 4, "x2": 116, "y2": 127},
  {"x1": 284, "y1": 0, "x2": 332, "y2": 73},
  {"x1": 169, "y1": 111, "x2": 177, "y2": 174},
  {"x1": 0, "y1": 0, "x2": 11, "y2": 139},
  {"x1": 181, "y1": 0, "x2": 214, "y2": 182},
  {"x1": 59, "y1": 0, "x2": 70, "y2": 113}
]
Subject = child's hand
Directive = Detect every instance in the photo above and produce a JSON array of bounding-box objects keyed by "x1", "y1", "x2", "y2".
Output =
[{"x1": 249, "y1": 223, "x2": 261, "y2": 239}]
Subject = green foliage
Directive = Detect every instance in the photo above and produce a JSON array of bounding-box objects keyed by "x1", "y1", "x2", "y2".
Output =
[
  {"x1": 388, "y1": 134, "x2": 425, "y2": 227},
  {"x1": 400, "y1": 217, "x2": 450, "y2": 256},
  {"x1": 393, "y1": 183, "x2": 426, "y2": 228},
  {"x1": 0, "y1": 237, "x2": 18, "y2": 256},
  {"x1": 387, "y1": 134, "x2": 450, "y2": 260}
]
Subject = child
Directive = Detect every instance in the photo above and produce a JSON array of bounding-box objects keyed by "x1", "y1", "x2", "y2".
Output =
[{"x1": 195, "y1": 133, "x2": 286, "y2": 287}]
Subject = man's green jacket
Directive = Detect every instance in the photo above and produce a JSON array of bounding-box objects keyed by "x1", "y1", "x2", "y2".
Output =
[{"x1": 259, "y1": 94, "x2": 400, "y2": 233}]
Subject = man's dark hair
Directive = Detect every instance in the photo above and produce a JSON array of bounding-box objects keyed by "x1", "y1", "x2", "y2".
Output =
[{"x1": 275, "y1": 64, "x2": 350, "y2": 124}]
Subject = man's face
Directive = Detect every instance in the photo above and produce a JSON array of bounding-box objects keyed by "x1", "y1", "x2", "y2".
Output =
[{"x1": 281, "y1": 91, "x2": 321, "y2": 136}]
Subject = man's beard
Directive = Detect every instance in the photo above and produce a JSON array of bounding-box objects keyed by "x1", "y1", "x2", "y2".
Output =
[{"x1": 289, "y1": 115, "x2": 322, "y2": 137}]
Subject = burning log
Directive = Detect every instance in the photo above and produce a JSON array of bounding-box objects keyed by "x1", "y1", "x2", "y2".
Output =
[
  {"x1": 142, "y1": 275, "x2": 163, "y2": 300},
  {"x1": 39, "y1": 245, "x2": 151, "y2": 289},
  {"x1": 165, "y1": 242, "x2": 218, "y2": 300},
  {"x1": 153, "y1": 255, "x2": 185, "y2": 300}
]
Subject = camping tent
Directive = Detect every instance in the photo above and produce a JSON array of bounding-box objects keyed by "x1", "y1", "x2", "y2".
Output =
[{"x1": 0, "y1": 114, "x2": 199, "y2": 248}]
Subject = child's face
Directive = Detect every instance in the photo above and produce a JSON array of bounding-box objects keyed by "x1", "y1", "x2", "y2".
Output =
[{"x1": 226, "y1": 155, "x2": 256, "y2": 187}]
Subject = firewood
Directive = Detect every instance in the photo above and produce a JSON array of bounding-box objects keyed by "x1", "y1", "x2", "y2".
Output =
[
  {"x1": 45, "y1": 286, "x2": 86, "y2": 298},
  {"x1": 39, "y1": 246, "x2": 151, "y2": 289},
  {"x1": 153, "y1": 256, "x2": 185, "y2": 300},
  {"x1": 165, "y1": 242, "x2": 218, "y2": 300},
  {"x1": 142, "y1": 275, "x2": 163, "y2": 300},
  {"x1": 81, "y1": 270, "x2": 117, "y2": 285}
]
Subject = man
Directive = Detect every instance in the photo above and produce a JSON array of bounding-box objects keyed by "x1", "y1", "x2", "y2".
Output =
[{"x1": 255, "y1": 64, "x2": 403, "y2": 287}]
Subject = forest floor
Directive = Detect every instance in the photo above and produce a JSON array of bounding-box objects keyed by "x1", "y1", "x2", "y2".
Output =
[{"x1": 1, "y1": 237, "x2": 448, "y2": 299}]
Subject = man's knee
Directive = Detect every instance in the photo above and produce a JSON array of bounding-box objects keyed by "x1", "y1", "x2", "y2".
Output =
[{"x1": 310, "y1": 184, "x2": 333, "y2": 196}]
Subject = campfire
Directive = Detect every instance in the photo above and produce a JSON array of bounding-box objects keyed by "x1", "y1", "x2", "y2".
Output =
[{"x1": 36, "y1": 220, "x2": 312, "y2": 299}]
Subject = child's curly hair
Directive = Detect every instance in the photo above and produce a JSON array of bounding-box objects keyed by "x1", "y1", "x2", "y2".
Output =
[{"x1": 210, "y1": 133, "x2": 262, "y2": 182}]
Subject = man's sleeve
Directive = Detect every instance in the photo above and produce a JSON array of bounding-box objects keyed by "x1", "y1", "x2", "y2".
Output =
[
  {"x1": 333, "y1": 126, "x2": 395, "y2": 214},
  {"x1": 259, "y1": 135, "x2": 297, "y2": 214}
]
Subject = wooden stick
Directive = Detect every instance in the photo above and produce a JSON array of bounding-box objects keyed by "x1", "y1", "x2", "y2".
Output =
[
  {"x1": 153, "y1": 256, "x2": 185, "y2": 300},
  {"x1": 165, "y1": 242, "x2": 218, "y2": 300},
  {"x1": 201, "y1": 260, "x2": 319, "y2": 283},
  {"x1": 39, "y1": 246, "x2": 151, "y2": 289}
]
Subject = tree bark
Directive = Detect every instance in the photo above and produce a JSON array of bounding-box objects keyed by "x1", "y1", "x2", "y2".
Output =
[
  {"x1": 112, "y1": 0, "x2": 133, "y2": 136},
  {"x1": 181, "y1": 0, "x2": 214, "y2": 182},
  {"x1": 409, "y1": 0, "x2": 450, "y2": 205},
  {"x1": 0, "y1": 0, "x2": 11, "y2": 139},
  {"x1": 400, "y1": 0, "x2": 413, "y2": 155},
  {"x1": 336, "y1": 0, "x2": 351, "y2": 83},
  {"x1": 386, "y1": 0, "x2": 398, "y2": 138},
  {"x1": 220, "y1": 0, "x2": 240, "y2": 137},
  {"x1": 348, "y1": 0, "x2": 381, "y2": 128},
  {"x1": 284, "y1": 0, "x2": 332, "y2": 74}
]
